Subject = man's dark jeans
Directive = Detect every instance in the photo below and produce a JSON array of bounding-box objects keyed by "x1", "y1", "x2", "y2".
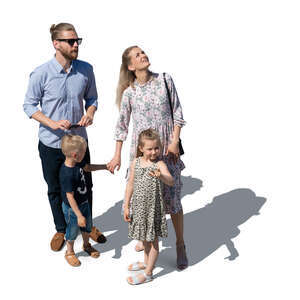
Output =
[{"x1": 38, "y1": 141, "x2": 93, "y2": 233}]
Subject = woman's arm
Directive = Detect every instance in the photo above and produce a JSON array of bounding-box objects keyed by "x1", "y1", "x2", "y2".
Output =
[
  {"x1": 166, "y1": 125, "x2": 181, "y2": 163},
  {"x1": 165, "y1": 74, "x2": 185, "y2": 163},
  {"x1": 108, "y1": 89, "x2": 132, "y2": 173},
  {"x1": 107, "y1": 141, "x2": 123, "y2": 173}
]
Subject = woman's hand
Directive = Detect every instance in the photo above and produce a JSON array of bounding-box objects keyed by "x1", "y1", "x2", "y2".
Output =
[
  {"x1": 107, "y1": 155, "x2": 121, "y2": 174},
  {"x1": 166, "y1": 141, "x2": 179, "y2": 164}
]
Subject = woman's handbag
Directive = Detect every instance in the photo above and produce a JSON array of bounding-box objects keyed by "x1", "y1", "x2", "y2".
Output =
[{"x1": 163, "y1": 73, "x2": 184, "y2": 156}]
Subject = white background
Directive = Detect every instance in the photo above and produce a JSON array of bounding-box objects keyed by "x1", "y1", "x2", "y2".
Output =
[{"x1": 1, "y1": 0, "x2": 299, "y2": 298}]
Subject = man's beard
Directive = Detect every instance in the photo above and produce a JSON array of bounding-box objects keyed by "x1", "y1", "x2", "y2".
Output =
[{"x1": 59, "y1": 48, "x2": 78, "y2": 60}]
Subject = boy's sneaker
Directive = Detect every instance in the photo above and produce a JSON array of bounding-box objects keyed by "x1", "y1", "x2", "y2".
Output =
[
  {"x1": 50, "y1": 232, "x2": 65, "y2": 251},
  {"x1": 89, "y1": 226, "x2": 107, "y2": 243}
]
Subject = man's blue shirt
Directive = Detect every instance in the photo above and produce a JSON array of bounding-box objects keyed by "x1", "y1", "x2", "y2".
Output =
[{"x1": 23, "y1": 57, "x2": 98, "y2": 148}]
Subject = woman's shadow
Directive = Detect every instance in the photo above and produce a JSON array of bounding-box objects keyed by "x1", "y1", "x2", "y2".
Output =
[
  {"x1": 79, "y1": 175, "x2": 203, "y2": 258},
  {"x1": 155, "y1": 188, "x2": 266, "y2": 278}
]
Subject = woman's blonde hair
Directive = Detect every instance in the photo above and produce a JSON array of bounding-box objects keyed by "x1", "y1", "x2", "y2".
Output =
[
  {"x1": 115, "y1": 45, "x2": 138, "y2": 109},
  {"x1": 61, "y1": 134, "x2": 87, "y2": 157},
  {"x1": 50, "y1": 23, "x2": 77, "y2": 41},
  {"x1": 136, "y1": 129, "x2": 162, "y2": 158}
]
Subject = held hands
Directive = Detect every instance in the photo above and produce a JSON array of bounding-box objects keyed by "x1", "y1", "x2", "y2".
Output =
[
  {"x1": 77, "y1": 215, "x2": 86, "y2": 227},
  {"x1": 107, "y1": 155, "x2": 121, "y2": 174},
  {"x1": 166, "y1": 141, "x2": 179, "y2": 164},
  {"x1": 149, "y1": 168, "x2": 161, "y2": 178},
  {"x1": 123, "y1": 207, "x2": 131, "y2": 222}
]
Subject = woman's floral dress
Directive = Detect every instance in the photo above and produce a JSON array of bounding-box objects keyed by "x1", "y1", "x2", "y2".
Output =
[{"x1": 114, "y1": 73, "x2": 186, "y2": 214}]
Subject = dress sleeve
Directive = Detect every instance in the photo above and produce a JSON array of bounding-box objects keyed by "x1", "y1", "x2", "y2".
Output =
[
  {"x1": 114, "y1": 89, "x2": 132, "y2": 141},
  {"x1": 165, "y1": 73, "x2": 186, "y2": 127}
]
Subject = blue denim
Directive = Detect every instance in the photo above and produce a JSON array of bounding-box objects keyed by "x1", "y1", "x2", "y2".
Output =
[
  {"x1": 38, "y1": 141, "x2": 93, "y2": 233},
  {"x1": 62, "y1": 201, "x2": 92, "y2": 241}
]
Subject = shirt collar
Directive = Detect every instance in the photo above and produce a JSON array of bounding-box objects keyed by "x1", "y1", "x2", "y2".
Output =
[{"x1": 51, "y1": 56, "x2": 75, "y2": 74}]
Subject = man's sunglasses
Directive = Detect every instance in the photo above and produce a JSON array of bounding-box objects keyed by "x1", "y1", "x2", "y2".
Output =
[{"x1": 56, "y1": 38, "x2": 82, "y2": 46}]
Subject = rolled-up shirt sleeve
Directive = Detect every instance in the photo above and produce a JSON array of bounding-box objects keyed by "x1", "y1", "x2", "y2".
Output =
[
  {"x1": 114, "y1": 90, "x2": 132, "y2": 141},
  {"x1": 165, "y1": 73, "x2": 186, "y2": 127},
  {"x1": 84, "y1": 66, "x2": 98, "y2": 110},
  {"x1": 23, "y1": 71, "x2": 43, "y2": 118}
]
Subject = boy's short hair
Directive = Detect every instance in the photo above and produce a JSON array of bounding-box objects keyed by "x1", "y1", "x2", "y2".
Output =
[{"x1": 61, "y1": 134, "x2": 87, "y2": 157}]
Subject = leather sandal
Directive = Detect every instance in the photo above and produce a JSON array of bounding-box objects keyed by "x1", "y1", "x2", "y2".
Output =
[
  {"x1": 65, "y1": 251, "x2": 81, "y2": 267},
  {"x1": 83, "y1": 243, "x2": 100, "y2": 258}
]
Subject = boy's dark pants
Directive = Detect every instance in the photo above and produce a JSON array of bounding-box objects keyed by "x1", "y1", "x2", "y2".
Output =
[{"x1": 38, "y1": 141, "x2": 93, "y2": 233}]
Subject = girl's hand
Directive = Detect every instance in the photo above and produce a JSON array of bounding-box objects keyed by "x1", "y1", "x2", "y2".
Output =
[
  {"x1": 123, "y1": 207, "x2": 131, "y2": 222},
  {"x1": 166, "y1": 141, "x2": 179, "y2": 164},
  {"x1": 77, "y1": 215, "x2": 86, "y2": 227},
  {"x1": 149, "y1": 169, "x2": 161, "y2": 178},
  {"x1": 107, "y1": 155, "x2": 121, "y2": 174}
]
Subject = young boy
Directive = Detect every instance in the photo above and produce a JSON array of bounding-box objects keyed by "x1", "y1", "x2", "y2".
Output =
[{"x1": 59, "y1": 134, "x2": 108, "y2": 267}]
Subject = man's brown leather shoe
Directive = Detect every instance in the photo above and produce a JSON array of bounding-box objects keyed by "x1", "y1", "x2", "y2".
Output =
[
  {"x1": 50, "y1": 232, "x2": 65, "y2": 251},
  {"x1": 89, "y1": 226, "x2": 107, "y2": 243}
]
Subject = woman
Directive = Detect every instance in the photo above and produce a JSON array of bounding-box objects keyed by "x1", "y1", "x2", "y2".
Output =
[{"x1": 108, "y1": 46, "x2": 188, "y2": 270}]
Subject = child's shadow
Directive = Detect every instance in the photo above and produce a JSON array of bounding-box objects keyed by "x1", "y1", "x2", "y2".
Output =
[
  {"x1": 78, "y1": 175, "x2": 203, "y2": 258},
  {"x1": 155, "y1": 188, "x2": 267, "y2": 278}
]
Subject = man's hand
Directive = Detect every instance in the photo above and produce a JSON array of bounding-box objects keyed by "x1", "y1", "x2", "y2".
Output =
[
  {"x1": 78, "y1": 114, "x2": 93, "y2": 127},
  {"x1": 77, "y1": 215, "x2": 86, "y2": 227},
  {"x1": 50, "y1": 120, "x2": 71, "y2": 131}
]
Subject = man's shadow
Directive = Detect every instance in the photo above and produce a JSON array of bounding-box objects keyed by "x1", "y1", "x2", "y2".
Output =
[
  {"x1": 155, "y1": 188, "x2": 266, "y2": 278},
  {"x1": 79, "y1": 175, "x2": 203, "y2": 258}
]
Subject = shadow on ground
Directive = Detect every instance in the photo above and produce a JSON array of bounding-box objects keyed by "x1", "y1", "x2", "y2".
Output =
[
  {"x1": 78, "y1": 176, "x2": 266, "y2": 281},
  {"x1": 79, "y1": 175, "x2": 203, "y2": 258},
  {"x1": 155, "y1": 188, "x2": 266, "y2": 278}
]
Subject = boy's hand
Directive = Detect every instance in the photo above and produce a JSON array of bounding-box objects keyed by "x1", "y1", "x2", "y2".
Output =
[
  {"x1": 149, "y1": 169, "x2": 161, "y2": 178},
  {"x1": 124, "y1": 207, "x2": 131, "y2": 222},
  {"x1": 78, "y1": 215, "x2": 86, "y2": 227}
]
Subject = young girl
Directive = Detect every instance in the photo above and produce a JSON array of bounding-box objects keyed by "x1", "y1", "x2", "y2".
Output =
[{"x1": 124, "y1": 129, "x2": 174, "y2": 285}]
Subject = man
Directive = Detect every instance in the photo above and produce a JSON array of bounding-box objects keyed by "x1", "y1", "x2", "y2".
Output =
[{"x1": 23, "y1": 23, "x2": 106, "y2": 251}]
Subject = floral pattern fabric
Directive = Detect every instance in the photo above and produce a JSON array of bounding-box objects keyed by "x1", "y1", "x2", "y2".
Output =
[{"x1": 115, "y1": 73, "x2": 186, "y2": 214}]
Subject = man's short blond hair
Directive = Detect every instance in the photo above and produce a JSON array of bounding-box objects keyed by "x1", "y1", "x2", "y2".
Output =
[{"x1": 61, "y1": 134, "x2": 87, "y2": 157}]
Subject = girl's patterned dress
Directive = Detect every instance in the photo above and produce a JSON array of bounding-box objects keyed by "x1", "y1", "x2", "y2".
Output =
[
  {"x1": 128, "y1": 157, "x2": 168, "y2": 241},
  {"x1": 115, "y1": 73, "x2": 186, "y2": 214}
]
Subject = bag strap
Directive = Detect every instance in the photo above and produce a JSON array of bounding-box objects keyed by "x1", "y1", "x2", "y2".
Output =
[{"x1": 163, "y1": 73, "x2": 174, "y2": 122}]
